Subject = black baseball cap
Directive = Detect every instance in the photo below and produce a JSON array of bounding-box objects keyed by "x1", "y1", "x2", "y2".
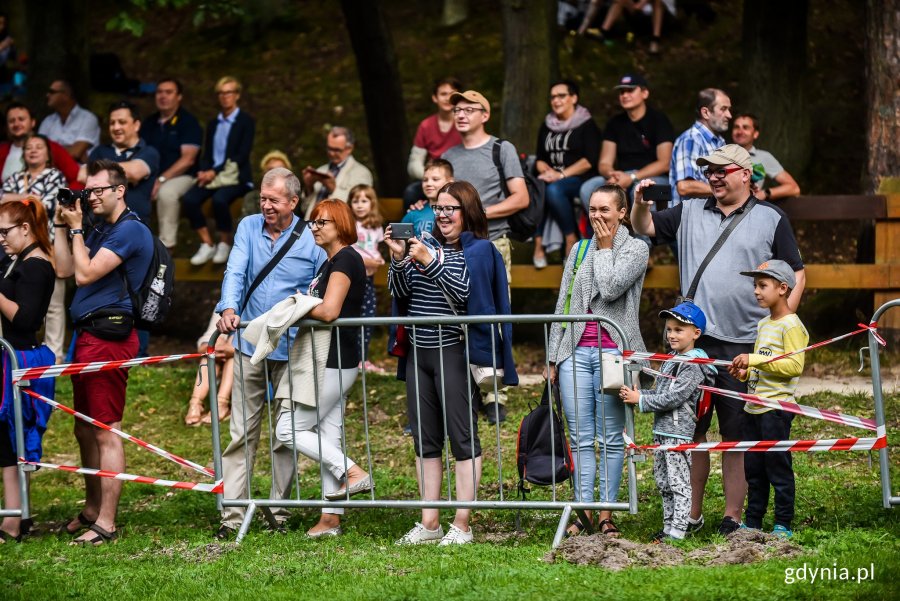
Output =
[{"x1": 614, "y1": 74, "x2": 650, "y2": 90}]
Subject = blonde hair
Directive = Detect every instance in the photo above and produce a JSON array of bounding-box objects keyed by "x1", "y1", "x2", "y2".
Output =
[
  {"x1": 260, "y1": 150, "x2": 292, "y2": 172},
  {"x1": 214, "y1": 76, "x2": 242, "y2": 94},
  {"x1": 348, "y1": 184, "x2": 382, "y2": 229}
]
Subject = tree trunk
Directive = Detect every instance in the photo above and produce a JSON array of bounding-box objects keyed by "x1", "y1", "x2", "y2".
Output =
[
  {"x1": 740, "y1": 0, "x2": 811, "y2": 178},
  {"x1": 500, "y1": 0, "x2": 558, "y2": 153},
  {"x1": 442, "y1": 0, "x2": 469, "y2": 26},
  {"x1": 865, "y1": 0, "x2": 900, "y2": 194},
  {"x1": 24, "y1": 0, "x2": 90, "y2": 119},
  {"x1": 340, "y1": 0, "x2": 410, "y2": 196}
]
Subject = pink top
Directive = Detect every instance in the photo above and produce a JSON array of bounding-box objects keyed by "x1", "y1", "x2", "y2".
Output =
[
  {"x1": 577, "y1": 309, "x2": 619, "y2": 349},
  {"x1": 354, "y1": 222, "x2": 385, "y2": 276}
]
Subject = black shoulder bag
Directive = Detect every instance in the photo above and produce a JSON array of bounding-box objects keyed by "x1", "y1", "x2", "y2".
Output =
[
  {"x1": 239, "y1": 219, "x2": 306, "y2": 314},
  {"x1": 677, "y1": 197, "x2": 757, "y2": 305}
]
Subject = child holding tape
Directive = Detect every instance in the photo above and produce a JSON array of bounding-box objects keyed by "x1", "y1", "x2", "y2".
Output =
[
  {"x1": 728, "y1": 259, "x2": 808, "y2": 538},
  {"x1": 621, "y1": 302, "x2": 716, "y2": 541}
]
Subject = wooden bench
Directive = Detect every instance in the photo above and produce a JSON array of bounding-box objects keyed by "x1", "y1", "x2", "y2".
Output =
[{"x1": 176, "y1": 194, "x2": 900, "y2": 327}]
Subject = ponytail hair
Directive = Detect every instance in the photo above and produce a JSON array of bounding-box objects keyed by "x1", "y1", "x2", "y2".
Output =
[{"x1": 0, "y1": 198, "x2": 52, "y2": 256}]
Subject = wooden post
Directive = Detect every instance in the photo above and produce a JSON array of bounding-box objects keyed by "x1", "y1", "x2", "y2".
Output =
[{"x1": 874, "y1": 194, "x2": 900, "y2": 333}]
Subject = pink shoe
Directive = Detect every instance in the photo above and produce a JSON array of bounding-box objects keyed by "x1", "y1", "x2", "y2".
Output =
[{"x1": 360, "y1": 360, "x2": 386, "y2": 374}]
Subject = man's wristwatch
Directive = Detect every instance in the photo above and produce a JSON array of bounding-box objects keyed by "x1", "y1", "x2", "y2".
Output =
[
  {"x1": 630, "y1": 172, "x2": 638, "y2": 183},
  {"x1": 157, "y1": 175, "x2": 167, "y2": 184},
  {"x1": 69, "y1": 229, "x2": 84, "y2": 238}
]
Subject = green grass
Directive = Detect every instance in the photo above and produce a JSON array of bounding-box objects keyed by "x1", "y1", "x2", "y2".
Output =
[{"x1": 1, "y1": 363, "x2": 898, "y2": 600}]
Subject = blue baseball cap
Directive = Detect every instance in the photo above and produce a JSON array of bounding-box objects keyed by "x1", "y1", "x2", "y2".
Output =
[{"x1": 659, "y1": 301, "x2": 707, "y2": 334}]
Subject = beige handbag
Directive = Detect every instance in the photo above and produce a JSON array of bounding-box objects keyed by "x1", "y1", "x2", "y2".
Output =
[
  {"x1": 204, "y1": 160, "x2": 240, "y2": 189},
  {"x1": 601, "y1": 353, "x2": 626, "y2": 392}
]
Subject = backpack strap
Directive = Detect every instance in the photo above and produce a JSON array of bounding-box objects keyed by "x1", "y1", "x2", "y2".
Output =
[
  {"x1": 240, "y1": 218, "x2": 306, "y2": 314},
  {"x1": 491, "y1": 139, "x2": 511, "y2": 198},
  {"x1": 561, "y1": 239, "x2": 591, "y2": 329}
]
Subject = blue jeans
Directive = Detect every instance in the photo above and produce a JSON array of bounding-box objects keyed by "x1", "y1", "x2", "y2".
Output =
[
  {"x1": 557, "y1": 346, "x2": 625, "y2": 504},
  {"x1": 537, "y1": 176, "x2": 582, "y2": 237}
]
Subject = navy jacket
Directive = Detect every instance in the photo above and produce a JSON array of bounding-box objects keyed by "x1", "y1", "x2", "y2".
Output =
[
  {"x1": 199, "y1": 110, "x2": 255, "y2": 186},
  {"x1": 393, "y1": 232, "x2": 518, "y2": 387}
]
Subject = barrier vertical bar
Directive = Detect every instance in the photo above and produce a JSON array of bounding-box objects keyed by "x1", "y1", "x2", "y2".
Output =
[
  {"x1": 207, "y1": 331, "x2": 223, "y2": 512},
  {"x1": 0, "y1": 338, "x2": 29, "y2": 521},
  {"x1": 869, "y1": 299, "x2": 900, "y2": 508}
]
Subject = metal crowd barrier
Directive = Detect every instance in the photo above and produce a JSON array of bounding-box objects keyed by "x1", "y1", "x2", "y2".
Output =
[
  {"x1": 206, "y1": 314, "x2": 640, "y2": 545},
  {"x1": 0, "y1": 338, "x2": 31, "y2": 522},
  {"x1": 868, "y1": 298, "x2": 900, "y2": 508}
]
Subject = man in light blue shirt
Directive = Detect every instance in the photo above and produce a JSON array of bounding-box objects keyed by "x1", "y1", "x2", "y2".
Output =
[{"x1": 214, "y1": 167, "x2": 326, "y2": 539}]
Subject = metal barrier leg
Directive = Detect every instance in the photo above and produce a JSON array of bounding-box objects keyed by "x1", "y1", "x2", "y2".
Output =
[
  {"x1": 261, "y1": 507, "x2": 279, "y2": 529},
  {"x1": 552, "y1": 504, "x2": 573, "y2": 548},
  {"x1": 235, "y1": 502, "x2": 256, "y2": 544},
  {"x1": 869, "y1": 300, "x2": 900, "y2": 508}
]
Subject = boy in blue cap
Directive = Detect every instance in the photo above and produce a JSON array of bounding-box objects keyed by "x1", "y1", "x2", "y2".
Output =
[
  {"x1": 729, "y1": 259, "x2": 808, "y2": 538},
  {"x1": 621, "y1": 301, "x2": 717, "y2": 541}
]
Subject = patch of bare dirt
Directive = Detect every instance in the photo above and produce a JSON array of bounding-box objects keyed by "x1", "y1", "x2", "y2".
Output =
[{"x1": 546, "y1": 528, "x2": 802, "y2": 570}]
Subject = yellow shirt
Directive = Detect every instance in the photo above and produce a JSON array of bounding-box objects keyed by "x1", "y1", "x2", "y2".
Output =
[{"x1": 744, "y1": 313, "x2": 809, "y2": 414}]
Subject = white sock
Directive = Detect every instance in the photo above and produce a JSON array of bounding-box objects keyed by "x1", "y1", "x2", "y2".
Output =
[{"x1": 688, "y1": 515, "x2": 703, "y2": 525}]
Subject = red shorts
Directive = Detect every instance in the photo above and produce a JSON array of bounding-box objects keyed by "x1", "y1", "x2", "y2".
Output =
[{"x1": 72, "y1": 330, "x2": 138, "y2": 424}]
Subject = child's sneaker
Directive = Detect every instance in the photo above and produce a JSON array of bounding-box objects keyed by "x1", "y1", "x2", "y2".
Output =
[
  {"x1": 395, "y1": 522, "x2": 443, "y2": 545},
  {"x1": 772, "y1": 524, "x2": 793, "y2": 538},
  {"x1": 650, "y1": 529, "x2": 668, "y2": 543},
  {"x1": 685, "y1": 515, "x2": 704, "y2": 536}
]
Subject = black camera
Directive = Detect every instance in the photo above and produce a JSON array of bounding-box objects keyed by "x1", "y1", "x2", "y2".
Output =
[{"x1": 57, "y1": 188, "x2": 90, "y2": 208}]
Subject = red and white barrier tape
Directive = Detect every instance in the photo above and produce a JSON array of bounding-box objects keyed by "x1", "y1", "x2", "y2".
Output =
[
  {"x1": 638, "y1": 366, "x2": 877, "y2": 432},
  {"x1": 19, "y1": 458, "x2": 223, "y2": 493},
  {"x1": 623, "y1": 428, "x2": 887, "y2": 453},
  {"x1": 623, "y1": 322, "x2": 885, "y2": 369},
  {"x1": 22, "y1": 389, "x2": 214, "y2": 478},
  {"x1": 11, "y1": 350, "x2": 211, "y2": 383}
]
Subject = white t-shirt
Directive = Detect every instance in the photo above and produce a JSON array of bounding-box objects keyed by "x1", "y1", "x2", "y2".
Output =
[
  {"x1": 38, "y1": 104, "x2": 101, "y2": 155},
  {"x1": 1, "y1": 145, "x2": 22, "y2": 181}
]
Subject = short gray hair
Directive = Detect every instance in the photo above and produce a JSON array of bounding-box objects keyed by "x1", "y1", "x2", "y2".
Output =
[
  {"x1": 329, "y1": 126, "x2": 355, "y2": 146},
  {"x1": 261, "y1": 167, "x2": 302, "y2": 199}
]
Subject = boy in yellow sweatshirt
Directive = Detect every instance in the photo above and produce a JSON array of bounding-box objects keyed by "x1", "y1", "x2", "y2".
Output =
[{"x1": 729, "y1": 260, "x2": 808, "y2": 538}]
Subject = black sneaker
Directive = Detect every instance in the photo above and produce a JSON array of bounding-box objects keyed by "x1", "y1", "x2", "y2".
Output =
[
  {"x1": 650, "y1": 529, "x2": 667, "y2": 543},
  {"x1": 214, "y1": 524, "x2": 235, "y2": 540},
  {"x1": 718, "y1": 516, "x2": 741, "y2": 537},
  {"x1": 484, "y1": 402, "x2": 507, "y2": 424},
  {"x1": 685, "y1": 515, "x2": 704, "y2": 536}
]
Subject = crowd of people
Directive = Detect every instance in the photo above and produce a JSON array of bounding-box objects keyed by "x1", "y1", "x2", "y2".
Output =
[{"x1": 0, "y1": 68, "x2": 810, "y2": 549}]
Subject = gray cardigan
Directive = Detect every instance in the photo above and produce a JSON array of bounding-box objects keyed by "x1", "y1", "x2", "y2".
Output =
[{"x1": 548, "y1": 226, "x2": 648, "y2": 366}]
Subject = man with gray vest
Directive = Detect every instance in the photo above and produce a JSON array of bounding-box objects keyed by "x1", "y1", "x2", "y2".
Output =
[{"x1": 630, "y1": 144, "x2": 805, "y2": 537}]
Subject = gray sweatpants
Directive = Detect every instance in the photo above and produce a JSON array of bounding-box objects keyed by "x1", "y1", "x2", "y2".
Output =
[{"x1": 653, "y1": 435, "x2": 692, "y2": 538}]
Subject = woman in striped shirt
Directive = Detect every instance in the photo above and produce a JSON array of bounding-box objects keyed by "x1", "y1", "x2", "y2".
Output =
[{"x1": 387, "y1": 181, "x2": 516, "y2": 546}]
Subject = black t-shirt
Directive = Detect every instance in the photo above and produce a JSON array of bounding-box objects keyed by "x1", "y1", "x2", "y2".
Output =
[
  {"x1": 308, "y1": 246, "x2": 366, "y2": 368},
  {"x1": 602, "y1": 105, "x2": 675, "y2": 172},
  {"x1": 535, "y1": 118, "x2": 601, "y2": 177},
  {"x1": 140, "y1": 107, "x2": 203, "y2": 175},
  {"x1": 0, "y1": 254, "x2": 55, "y2": 349}
]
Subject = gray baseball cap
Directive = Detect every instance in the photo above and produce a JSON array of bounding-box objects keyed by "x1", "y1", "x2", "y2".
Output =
[{"x1": 739, "y1": 259, "x2": 796, "y2": 288}]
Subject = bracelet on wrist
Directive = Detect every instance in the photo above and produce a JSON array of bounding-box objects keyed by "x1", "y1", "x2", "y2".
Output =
[{"x1": 53, "y1": 223, "x2": 68, "y2": 229}]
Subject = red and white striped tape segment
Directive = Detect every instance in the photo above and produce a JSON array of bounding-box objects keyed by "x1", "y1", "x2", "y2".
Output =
[
  {"x1": 638, "y1": 366, "x2": 877, "y2": 432},
  {"x1": 19, "y1": 458, "x2": 223, "y2": 493},
  {"x1": 11, "y1": 350, "x2": 211, "y2": 383},
  {"x1": 623, "y1": 427, "x2": 887, "y2": 453},
  {"x1": 622, "y1": 322, "x2": 885, "y2": 369},
  {"x1": 22, "y1": 389, "x2": 215, "y2": 478}
]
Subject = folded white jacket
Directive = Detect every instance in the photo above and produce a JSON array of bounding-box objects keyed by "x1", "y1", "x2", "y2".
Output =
[{"x1": 242, "y1": 293, "x2": 323, "y2": 365}]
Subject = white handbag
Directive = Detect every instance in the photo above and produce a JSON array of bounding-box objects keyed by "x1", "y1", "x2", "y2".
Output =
[{"x1": 600, "y1": 353, "x2": 626, "y2": 392}]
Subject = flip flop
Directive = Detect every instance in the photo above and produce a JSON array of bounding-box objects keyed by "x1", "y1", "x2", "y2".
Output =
[
  {"x1": 65, "y1": 511, "x2": 95, "y2": 535},
  {"x1": 72, "y1": 523, "x2": 118, "y2": 546}
]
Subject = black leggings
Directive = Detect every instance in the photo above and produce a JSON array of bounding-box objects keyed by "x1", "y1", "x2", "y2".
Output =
[{"x1": 406, "y1": 343, "x2": 481, "y2": 460}]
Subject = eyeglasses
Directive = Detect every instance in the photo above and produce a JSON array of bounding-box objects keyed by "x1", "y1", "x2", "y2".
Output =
[
  {"x1": 451, "y1": 107, "x2": 485, "y2": 116},
  {"x1": 308, "y1": 219, "x2": 334, "y2": 229},
  {"x1": 326, "y1": 146, "x2": 349, "y2": 154},
  {"x1": 549, "y1": 93, "x2": 570, "y2": 101},
  {"x1": 217, "y1": 90, "x2": 238, "y2": 96},
  {"x1": 704, "y1": 165, "x2": 745, "y2": 180},
  {"x1": 433, "y1": 205, "x2": 462, "y2": 216},
  {"x1": 46, "y1": 88, "x2": 65, "y2": 95},
  {"x1": 0, "y1": 223, "x2": 23, "y2": 238},
  {"x1": 87, "y1": 185, "x2": 121, "y2": 199}
]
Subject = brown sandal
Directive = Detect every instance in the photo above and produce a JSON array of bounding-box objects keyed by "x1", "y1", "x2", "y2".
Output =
[
  {"x1": 598, "y1": 518, "x2": 621, "y2": 538},
  {"x1": 185, "y1": 398, "x2": 204, "y2": 426},
  {"x1": 202, "y1": 397, "x2": 231, "y2": 424}
]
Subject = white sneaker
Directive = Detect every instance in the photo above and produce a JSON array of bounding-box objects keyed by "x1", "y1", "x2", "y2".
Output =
[
  {"x1": 395, "y1": 522, "x2": 444, "y2": 545},
  {"x1": 190, "y1": 243, "x2": 216, "y2": 266},
  {"x1": 438, "y1": 523, "x2": 473, "y2": 545},
  {"x1": 212, "y1": 242, "x2": 231, "y2": 264}
]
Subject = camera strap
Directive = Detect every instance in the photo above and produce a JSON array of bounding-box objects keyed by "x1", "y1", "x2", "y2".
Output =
[
  {"x1": 681, "y1": 196, "x2": 756, "y2": 302},
  {"x1": 240, "y1": 218, "x2": 306, "y2": 314}
]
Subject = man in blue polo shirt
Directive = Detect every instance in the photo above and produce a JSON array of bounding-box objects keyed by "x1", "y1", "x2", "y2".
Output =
[
  {"x1": 82, "y1": 101, "x2": 160, "y2": 221},
  {"x1": 141, "y1": 78, "x2": 203, "y2": 251},
  {"x1": 54, "y1": 159, "x2": 154, "y2": 545}
]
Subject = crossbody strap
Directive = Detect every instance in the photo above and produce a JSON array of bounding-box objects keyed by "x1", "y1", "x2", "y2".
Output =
[
  {"x1": 684, "y1": 197, "x2": 757, "y2": 301},
  {"x1": 561, "y1": 239, "x2": 591, "y2": 330},
  {"x1": 240, "y1": 218, "x2": 306, "y2": 314}
]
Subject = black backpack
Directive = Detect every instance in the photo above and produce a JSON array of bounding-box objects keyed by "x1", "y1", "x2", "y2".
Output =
[
  {"x1": 492, "y1": 139, "x2": 546, "y2": 242},
  {"x1": 516, "y1": 382, "x2": 573, "y2": 495},
  {"x1": 119, "y1": 213, "x2": 175, "y2": 330}
]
